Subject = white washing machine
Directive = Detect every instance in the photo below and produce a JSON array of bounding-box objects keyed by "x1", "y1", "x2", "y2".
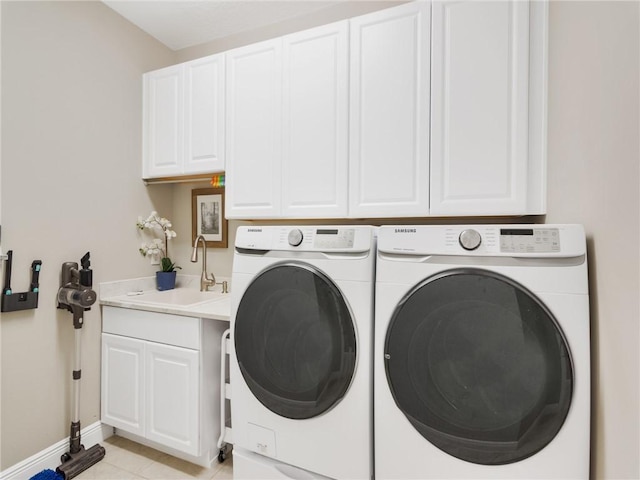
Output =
[
  {"x1": 230, "y1": 226, "x2": 375, "y2": 480},
  {"x1": 374, "y1": 224, "x2": 590, "y2": 479}
]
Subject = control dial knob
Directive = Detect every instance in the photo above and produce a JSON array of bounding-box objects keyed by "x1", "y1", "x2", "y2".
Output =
[
  {"x1": 459, "y1": 229, "x2": 482, "y2": 251},
  {"x1": 288, "y1": 229, "x2": 304, "y2": 247}
]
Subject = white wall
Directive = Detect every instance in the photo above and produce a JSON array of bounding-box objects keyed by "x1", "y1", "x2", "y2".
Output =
[
  {"x1": 546, "y1": 2, "x2": 640, "y2": 478},
  {"x1": 0, "y1": 1, "x2": 176, "y2": 469}
]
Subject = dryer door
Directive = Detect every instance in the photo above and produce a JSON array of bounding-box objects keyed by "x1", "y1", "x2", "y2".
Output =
[
  {"x1": 384, "y1": 268, "x2": 573, "y2": 465},
  {"x1": 235, "y1": 263, "x2": 357, "y2": 419}
]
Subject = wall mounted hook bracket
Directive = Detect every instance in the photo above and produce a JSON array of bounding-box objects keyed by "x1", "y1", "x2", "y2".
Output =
[{"x1": 1, "y1": 250, "x2": 42, "y2": 313}]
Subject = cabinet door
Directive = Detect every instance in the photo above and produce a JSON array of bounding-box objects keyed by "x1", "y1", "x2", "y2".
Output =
[
  {"x1": 430, "y1": 0, "x2": 530, "y2": 215},
  {"x1": 349, "y1": 2, "x2": 431, "y2": 218},
  {"x1": 146, "y1": 342, "x2": 200, "y2": 456},
  {"x1": 281, "y1": 22, "x2": 349, "y2": 218},
  {"x1": 143, "y1": 65, "x2": 183, "y2": 178},
  {"x1": 184, "y1": 55, "x2": 225, "y2": 174},
  {"x1": 101, "y1": 334, "x2": 145, "y2": 436},
  {"x1": 226, "y1": 39, "x2": 282, "y2": 218}
]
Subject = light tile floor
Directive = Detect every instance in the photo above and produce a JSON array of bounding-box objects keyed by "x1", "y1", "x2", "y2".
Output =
[{"x1": 75, "y1": 436, "x2": 233, "y2": 480}]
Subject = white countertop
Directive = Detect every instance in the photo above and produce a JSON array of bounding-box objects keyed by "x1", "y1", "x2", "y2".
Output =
[{"x1": 99, "y1": 275, "x2": 231, "y2": 322}]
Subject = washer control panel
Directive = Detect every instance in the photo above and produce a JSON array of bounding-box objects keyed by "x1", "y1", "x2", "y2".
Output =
[
  {"x1": 286, "y1": 228, "x2": 355, "y2": 249},
  {"x1": 236, "y1": 226, "x2": 370, "y2": 253},
  {"x1": 500, "y1": 228, "x2": 561, "y2": 253},
  {"x1": 312, "y1": 228, "x2": 355, "y2": 249}
]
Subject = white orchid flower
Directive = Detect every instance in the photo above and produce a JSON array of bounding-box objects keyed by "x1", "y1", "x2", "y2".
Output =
[{"x1": 136, "y1": 211, "x2": 179, "y2": 270}]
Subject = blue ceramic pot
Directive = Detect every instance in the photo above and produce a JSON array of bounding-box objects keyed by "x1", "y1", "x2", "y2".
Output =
[{"x1": 156, "y1": 271, "x2": 177, "y2": 291}]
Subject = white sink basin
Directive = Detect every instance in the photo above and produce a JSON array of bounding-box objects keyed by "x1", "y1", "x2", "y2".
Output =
[{"x1": 129, "y1": 289, "x2": 228, "y2": 307}]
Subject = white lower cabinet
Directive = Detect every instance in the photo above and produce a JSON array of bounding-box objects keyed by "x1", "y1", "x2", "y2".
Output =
[
  {"x1": 145, "y1": 342, "x2": 199, "y2": 455},
  {"x1": 101, "y1": 334, "x2": 145, "y2": 436},
  {"x1": 101, "y1": 306, "x2": 227, "y2": 467}
]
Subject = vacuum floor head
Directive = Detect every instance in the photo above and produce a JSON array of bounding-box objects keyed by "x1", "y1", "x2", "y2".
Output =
[{"x1": 56, "y1": 444, "x2": 105, "y2": 480}]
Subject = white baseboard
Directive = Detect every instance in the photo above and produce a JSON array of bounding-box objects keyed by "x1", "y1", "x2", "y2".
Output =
[{"x1": 0, "y1": 422, "x2": 113, "y2": 480}]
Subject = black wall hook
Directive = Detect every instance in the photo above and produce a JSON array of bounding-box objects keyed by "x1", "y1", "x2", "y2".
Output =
[{"x1": 1, "y1": 250, "x2": 42, "y2": 313}]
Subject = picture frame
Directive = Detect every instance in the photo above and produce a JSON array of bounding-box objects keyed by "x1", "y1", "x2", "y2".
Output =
[{"x1": 191, "y1": 187, "x2": 228, "y2": 248}]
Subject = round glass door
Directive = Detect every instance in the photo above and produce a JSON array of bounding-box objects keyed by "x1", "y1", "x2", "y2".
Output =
[
  {"x1": 235, "y1": 263, "x2": 357, "y2": 419},
  {"x1": 385, "y1": 268, "x2": 573, "y2": 465}
]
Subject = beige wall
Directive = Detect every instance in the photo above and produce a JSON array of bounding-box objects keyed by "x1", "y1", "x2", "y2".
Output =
[
  {"x1": 0, "y1": 0, "x2": 176, "y2": 469},
  {"x1": 1, "y1": 1, "x2": 639, "y2": 479},
  {"x1": 546, "y1": 2, "x2": 640, "y2": 478}
]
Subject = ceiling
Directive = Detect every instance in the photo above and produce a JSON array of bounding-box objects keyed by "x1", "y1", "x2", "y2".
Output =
[{"x1": 102, "y1": 1, "x2": 344, "y2": 51}]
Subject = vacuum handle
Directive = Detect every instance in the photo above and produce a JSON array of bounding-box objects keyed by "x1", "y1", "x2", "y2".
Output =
[{"x1": 80, "y1": 252, "x2": 92, "y2": 288}]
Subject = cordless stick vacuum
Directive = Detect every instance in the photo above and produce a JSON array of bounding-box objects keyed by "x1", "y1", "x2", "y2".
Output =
[{"x1": 56, "y1": 252, "x2": 106, "y2": 480}]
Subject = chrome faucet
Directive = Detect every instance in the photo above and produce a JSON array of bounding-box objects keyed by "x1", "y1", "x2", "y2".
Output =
[{"x1": 190, "y1": 235, "x2": 215, "y2": 292}]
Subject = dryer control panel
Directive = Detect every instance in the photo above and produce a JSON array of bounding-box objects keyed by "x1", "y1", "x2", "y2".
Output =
[{"x1": 377, "y1": 224, "x2": 585, "y2": 258}]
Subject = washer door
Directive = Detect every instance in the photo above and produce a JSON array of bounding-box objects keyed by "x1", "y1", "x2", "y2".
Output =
[
  {"x1": 385, "y1": 268, "x2": 573, "y2": 465},
  {"x1": 235, "y1": 263, "x2": 357, "y2": 419}
]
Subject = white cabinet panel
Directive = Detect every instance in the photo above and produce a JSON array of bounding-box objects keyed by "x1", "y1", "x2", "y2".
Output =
[
  {"x1": 184, "y1": 55, "x2": 225, "y2": 174},
  {"x1": 430, "y1": 0, "x2": 530, "y2": 215},
  {"x1": 349, "y1": 2, "x2": 430, "y2": 218},
  {"x1": 143, "y1": 54, "x2": 225, "y2": 179},
  {"x1": 146, "y1": 342, "x2": 199, "y2": 456},
  {"x1": 226, "y1": 39, "x2": 282, "y2": 218},
  {"x1": 101, "y1": 334, "x2": 145, "y2": 436},
  {"x1": 282, "y1": 22, "x2": 349, "y2": 218},
  {"x1": 143, "y1": 66, "x2": 183, "y2": 178}
]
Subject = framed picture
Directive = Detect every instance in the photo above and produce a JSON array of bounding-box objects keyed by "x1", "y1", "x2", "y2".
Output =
[{"x1": 191, "y1": 187, "x2": 228, "y2": 248}]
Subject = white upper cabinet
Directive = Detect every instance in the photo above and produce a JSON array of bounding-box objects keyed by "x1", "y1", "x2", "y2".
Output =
[
  {"x1": 282, "y1": 22, "x2": 349, "y2": 218},
  {"x1": 143, "y1": 65, "x2": 183, "y2": 178},
  {"x1": 143, "y1": 54, "x2": 225, "y2": 179},
  {"x1": 349, "y1": 2, "x2": 431, "y2": 218},
  {"x1": 183, "y1": 55, "x2": 225, "y2": 174},
  {"x1": 226, "y1": 22, "x2": 349, "y2": 219},
  {"x1": 146, "y1": 0, "x2": 547, "y2": 218},
  {"x1": 430, "y1": 0, "x2": 542, "y2": 215},
  {"x1": 225, "y1": 39, "x2": 282, "y2": 218}
]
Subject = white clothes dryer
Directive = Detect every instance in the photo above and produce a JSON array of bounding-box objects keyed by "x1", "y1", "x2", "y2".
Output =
[
  {"x1": 230, "y1": 226, "x2": 375, "y2": 480},
  {"x1": 374, "y1": 224, "x2": 590, "y2": 479}
]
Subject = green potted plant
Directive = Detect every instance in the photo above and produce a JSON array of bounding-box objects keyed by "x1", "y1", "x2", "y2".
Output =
[{"x1": 137, "y1": 211, "x2": 181, "y2": 290}]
